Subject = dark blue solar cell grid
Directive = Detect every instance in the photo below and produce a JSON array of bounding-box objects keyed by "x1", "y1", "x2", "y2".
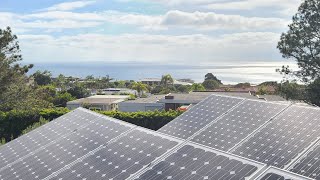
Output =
[
  {"x1": 192, "y1": 100, "x2": 288, "y2": 151},
  {"x1": 52, "y1": 128, "x2": 181, "y2": 180},
  {"x1": 0, "y1": 109, "x2": 135, "y2": 179},
  {"x1": 233, "y1": 105, "x2": 320, "y2": 168},
  {"x1": 0, "y1": 108, "x2": 98, "y2": 170},
  {"x1": 137, "y1": 143, "x2": 262, "y2": 180},
  {"x1": 159, "y1": 95, "x2": 243, "y2": 139},
  {"x1": 290, "y1": 141, "x2": 320, "y2": 180}
]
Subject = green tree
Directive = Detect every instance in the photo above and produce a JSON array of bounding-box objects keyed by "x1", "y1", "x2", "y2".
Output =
[
  {"x1": 176, "y1": 85, "x2": 191, "y2": 93},
  {"x1": 234, "y1": 82, "x2": 251, "y2": 88},
  {"x1": 32, "y1": 70, "x2": 52, "y2": 86},
  {"x1": 191, "y1": 83, "x2": 205, "y2": 91},
  {"x1": 53, "y1": 92, "x2": 75, "y2": 107},
  {"x1": 277, "y1": 0, "x2": 320, "y2": 81},
  {"x1": 202, "y1": 80, "x2": 220, "y2": 90},
  {"x1": 278, "y1": 81, "x2": 305, "y2": 100},
  {"x1": 67, "y1": 85, "x2": 90, "y2": 99},
  {"x1": 132, "y1": 82, "x2": 148, "y2": 97},
  {"x1": 306, "y1": 78, "x2": 320, "y2": 106},
  {"x1": 205, "y1": 73, "x2": 222, "y2": 84},
  {"x1": 161, "y1": 74, "x2": 174, "y2": 88},
  {"x1": 0, "y1": 27, "x2": 50, "y2": 111}
]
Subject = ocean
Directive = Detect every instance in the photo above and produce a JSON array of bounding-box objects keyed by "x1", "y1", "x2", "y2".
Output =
[{"x1": 27, "y1": 62, "x2": 294, "y2": 84}]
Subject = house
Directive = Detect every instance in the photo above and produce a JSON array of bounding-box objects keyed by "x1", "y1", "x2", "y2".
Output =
[
  {"x1": 158, "y1": 92, "x2": 215, "y2": 111},
  {"x1": 67, "y1": 95, "x2": 129, "y2": 111},
  {"x1": 91, "y1": 88, "x2": 136, "y2": 95},
  {"x1": 118, "y1": 95, "x2": 164, "y2": 112},
  {"x1": 141, "y1": 78, "x2": 161, "y2": 86}
]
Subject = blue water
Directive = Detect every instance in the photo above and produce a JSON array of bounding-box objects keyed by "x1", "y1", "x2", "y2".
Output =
[{"x1": 27, "y1": 62, "x2": 285, "y2": 84}]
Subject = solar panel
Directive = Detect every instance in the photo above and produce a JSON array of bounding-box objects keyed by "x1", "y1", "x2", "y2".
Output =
[
  {"x1": 232, "y1": 105, "x2": 320, "y2": 168},
  {"x1": 255, "y1": 167, "x2": 313, "y2": 180},
  {"x1": 0, "y1": 108, "x2": 102, "y2": 170},
  {"x1": 158, "y1": 95, "x2": 243, "y2": 139},
  {"x1": 191, "y1": 100, "x2": 289, "y2": 151},
  {"x1": 50, "y1": 128, "x2": 182, "y2": 180},
  {"x1": 135, "y1": 142, "x2": 265, "y2": 180},
  {"x1": 289, "y1": 140, "x2": 320, "y2": 179},
  {"x1": 0, "y1": 108, "x2": 135, "y2": 178}
]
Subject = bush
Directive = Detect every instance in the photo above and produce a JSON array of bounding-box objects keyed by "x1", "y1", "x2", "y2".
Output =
[
  {"x1": 99, "y1": 110, "x2": 183, "y2": 130},
  {"x1": 0, "y1": 108, "x2": 182, "y2": 144}
]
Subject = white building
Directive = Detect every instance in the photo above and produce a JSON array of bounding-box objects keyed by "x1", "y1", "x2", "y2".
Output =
[{"x1": 67, "y1": 95, "x2": 130, "y2": 111}]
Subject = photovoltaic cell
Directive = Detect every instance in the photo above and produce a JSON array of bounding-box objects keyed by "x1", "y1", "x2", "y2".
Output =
[
  {"x1": 255, "y1": 167, "x2": 313, "y2": 180},
  {"x1": 136, "y1": 143, "x2": 263, "y2": 180},
  {"x1": 233, "y1": 105, "x2": 320, "y2": 168},
  {"x1": 51, "y1": 128, "x2": 181, "y2": 180},
  {"x1": 0, "y1": 108, "x2": 99, "y2": 170},
  {"x1": 159, "y1": 95, "x2": 243, "y2": 139},
  {"x1": 192, "y1": 100, "x2": 288, "y2": 151},
  {"x1": 290, "y1": 141, "x2": 320, "y2": 180},
  {"x1": 0, "y1": 110, "x2": 134, "y2": 180}
]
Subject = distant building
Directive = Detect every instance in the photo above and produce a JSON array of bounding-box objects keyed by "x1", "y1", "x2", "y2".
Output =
[
  {"x1": 91, "y1": 88, "x2": 136, "y2": 95},
  {"x1": 140, "y1": 78, "x2": 161, "y2": 86},
  {"x1": 67, "y1": 95, "x2": 129, "y2": 111},
  {"x1": 141, "y1": 78, "x2": 192, "y2": 86},
  {"x1": 118, "y1": 95, "x2": 164, "y2": 112},
  {"x1": 158, "y1": 92, "x2": 215, "y2": 111}
]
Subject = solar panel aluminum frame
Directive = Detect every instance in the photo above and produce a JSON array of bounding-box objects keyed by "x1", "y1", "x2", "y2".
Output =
[
  {"x1": 253, "y1": 166, "x2": 314, "y2": 180},
  {"x1": 130, "y1": 141, "x2": 267, "y2": 180}
]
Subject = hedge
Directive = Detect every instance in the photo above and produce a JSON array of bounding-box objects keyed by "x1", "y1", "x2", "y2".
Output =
[{"x1": 0, "y1": 108, "x2": 182, "y2": 145}]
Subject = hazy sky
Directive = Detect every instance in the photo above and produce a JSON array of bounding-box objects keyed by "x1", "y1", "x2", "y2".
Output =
[{"x1": 0, "y1": 0, "x2": 302, "y2": 65}]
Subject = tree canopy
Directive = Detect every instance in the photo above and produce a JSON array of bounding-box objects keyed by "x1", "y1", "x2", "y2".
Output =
[
  {"x1": 277, "y1": 0, "x2": 320, "y2": 81},
  {"x1": 0, "y1": 27, "x2": 50, "y2": 111},
  {"x1": 204, "y1": 73, "x2": 222, "y2": 84}
]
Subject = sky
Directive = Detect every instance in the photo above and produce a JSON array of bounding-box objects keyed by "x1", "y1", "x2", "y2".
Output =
[{"x1": 0, "y1": 0, "x2": 302, "y2": 66}]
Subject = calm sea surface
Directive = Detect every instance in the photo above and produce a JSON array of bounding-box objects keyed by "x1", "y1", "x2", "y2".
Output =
[{"x1": 27, "y1": 62, "x2": 292, "y2": 84}]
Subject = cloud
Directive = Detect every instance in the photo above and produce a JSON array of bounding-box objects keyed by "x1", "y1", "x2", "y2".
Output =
[
  {"x1": 44, "y1": 0, "x2": 96, "y2": 11},
  {"x1": 205, "y1": 0, "x2": 301, "y2": 15},
  {"x1": 161, "y1": 10, "x2": 287, "y2": 31},
  {"x1": 19, "y1": 32, "x2": 282, "y2": 64}
]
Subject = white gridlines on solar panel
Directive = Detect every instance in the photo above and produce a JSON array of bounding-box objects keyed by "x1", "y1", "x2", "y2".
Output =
[
  {"x1": 0, "y1": 109, "x2": 135, "y2": 180},
  {"x1": 158, "y1": 95, "x2": 243, "y2": 139},
  {"x1": 255, "y1": 166, "x2": 314, "y2": 180},
  {"x1": 191, "y1": 100, "x2": 289, "y2": 151},
  {"x1": 50, "y1": 128, "x2": 182, "y2": 180},
  {"x1": 0, "y1": 108, "x2": 98, "y2": 170},
  {"x1": 232, "y1": 105, "x2": 320, "y2": 169},
  {"x1": 289, "y1": 140, "x2": 320, "y2": 180},
  {"x1": 135, "y1": 142, "x2": 265, "y2": 180}
]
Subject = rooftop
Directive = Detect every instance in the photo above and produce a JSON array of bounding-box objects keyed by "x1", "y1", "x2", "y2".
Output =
[
  {"x1": 122, "y1": 95, "x2": 164, "y2": 103},
  {"x1": 68, "y1": 95, "x2": 130, "y2": 104}
]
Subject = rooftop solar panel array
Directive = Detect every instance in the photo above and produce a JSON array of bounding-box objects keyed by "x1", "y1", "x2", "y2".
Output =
[
  {"x1": 289, "y1": 140, "x2": 320, "y2": 179},
  {"x1": 50, "y1": 128, "x2": 181, "y2": 180},
  {"x1": 0, "y1": 109, "x2": 102, "y2": 170},
  {"x1": 192, "y1": 100, "x2": 288, "y2": 151},
  {"x1": 232, "y1": 105, "x2": 320, "y2": 168},
  {"x1": 1, "y1": 94, "x2": 320, "y2": 180},
  {"x1": 135, "y1": 142, "x2": 265, "y2": 180},
  {"x1": 0, "y1": 108, "x2": 136, "y2": 179},
  {"x1": 158, "y1": 95, "x2": 243, "y2": 139}
]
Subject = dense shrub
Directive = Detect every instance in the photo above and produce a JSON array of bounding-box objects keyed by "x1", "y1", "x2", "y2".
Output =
[
  {"x1": 99, "y1": 110, "x2": 183, "y2": 130},
  {"x1": 0, "y1": 108, "x2": 182, "y2": 145}
]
